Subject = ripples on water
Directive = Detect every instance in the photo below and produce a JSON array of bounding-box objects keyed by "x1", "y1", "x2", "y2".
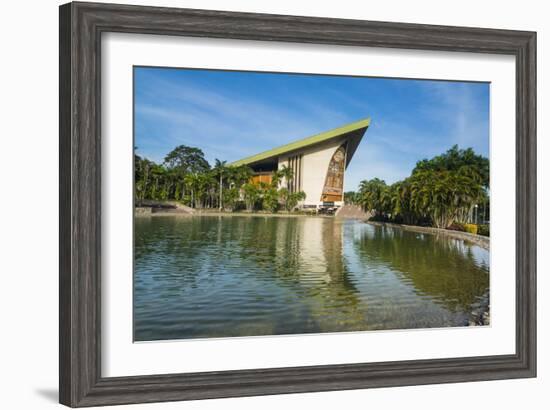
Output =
[{"x1": 134, "y1": 216, "x2": 489, "y2": 341}]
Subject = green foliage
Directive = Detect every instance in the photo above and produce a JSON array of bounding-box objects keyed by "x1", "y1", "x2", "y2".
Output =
[
  {"x1": 413, "y1": 145, "x2": 489, "y2": 188},
  {"x1": 288, "y1": 191, "x2": 306, "y2": 211},
  {"x1": 242, "y1": 183, "x2": 261, "y2": 211},
  {"x1": 223, "y1": 187, "x2": 240, "y2": 211},
  {"x1": 135, "y1": 148, "x2": 259, "y2": 211},
  {"x1": 136, "y1": 142, "x2": 488, "y2": 227},
  {"x1": 344, "y1": 191, "x2": 359, "y2": 205},
  {"x1": 279, "y1": 189, "x2": 306, "y2": 212},
  {"x1": 407, "y1": 169, "x2": 484, "y2": 228},
  {"x1": 277, "y1": 165, "x2": 294, "y2": 190},
  {"x1": 357, "y1": 145, "x2": 489, "y2": 230},
  {"x1": 358, "y1": 178, "x2": 388, "y2": 217},
  {"x1": 278, "y1": 187, "x2": 289, "y2": 210},
  {"x1": 213, "y1": 159, "x2": 227, "y2": 210},
  {"x1": 163, "y1": 145, "x2": 210, "y2": 174},
  {"x1": 478, "y1": 224, "x2": 490, "y2": 237},
  {"x1": 262, "y1": 187, "x2": 279, "y2": 213},
  {"x1": 227, "y1": 164, "x2": 253, "y2": 188},
  {"x1": 368, "y1": 213, "x2": 390, "y2": 222},
  {"x1": 137, "y1": 143, "x2": 310, "y2": 213}
]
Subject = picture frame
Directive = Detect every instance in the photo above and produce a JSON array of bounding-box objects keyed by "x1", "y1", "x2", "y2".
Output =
[{"x1": 59, "y1": 1, "x2": 536, "y2": 407}]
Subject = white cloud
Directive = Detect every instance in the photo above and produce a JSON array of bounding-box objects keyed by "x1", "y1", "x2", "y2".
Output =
[
  {"x1": 135, "y1": 70, "x2": 489, "y2": 185},
  {"x1": 135, "y1": 73, "x2": 357, "y2": 164},
  {"x1": 416, "y1": 81, "x2": 490, "y2": 153}
]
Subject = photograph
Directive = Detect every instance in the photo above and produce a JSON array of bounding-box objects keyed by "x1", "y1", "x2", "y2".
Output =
[{"x1": 133, "y1": 67, "x2": 491, "y2": 342}]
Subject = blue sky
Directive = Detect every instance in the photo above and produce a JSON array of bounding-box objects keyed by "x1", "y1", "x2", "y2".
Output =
[{"x1": 134, "y1": 67, "x2": 489, "y2": 191}]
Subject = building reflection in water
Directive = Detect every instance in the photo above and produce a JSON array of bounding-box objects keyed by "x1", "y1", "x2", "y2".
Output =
[{"x1": 134, "y1": 216, "x2": 490, "y2": 341}]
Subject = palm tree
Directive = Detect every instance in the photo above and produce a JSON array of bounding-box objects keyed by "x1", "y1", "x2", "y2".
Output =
[
  {"x1": 232, "y1": 165, "x2": 253, "y2": 188},
  {"x1": 195, "y1": 172, "x2": 215, "y2": 208},
  {"x1": 263, "y1": 187, "x2": 279, "y2": 212},
  {"x1": 278, "y1": 187, "x2": 289, "y2": 210},
  {"x1": 184, "y1": 173, "x2": 200, "y2": 208},
  {"x1": 278, "y1": 164, "x2": 294, "y2": 190},
  {"x1": 149, "y1": 163, "x2": 166, "y2": 200},
  {"x1": 270, "y1": 169, "x2": 281, "y2": 189},
  {"x1": 358, "y1": 178, "x2": 388, "y2": 217},
  {"x1": 242, "y1": 183, "x2": 260, "y2": 211},
  {"x1": 213, "y1": 159, "x2": 227, "y2": 210},
  {"x1": 344, "y1": 191, "x2": 359, "y2": 205},
  {"x1": 287, "y1": 191, "x2": 306, "y2": 211}
]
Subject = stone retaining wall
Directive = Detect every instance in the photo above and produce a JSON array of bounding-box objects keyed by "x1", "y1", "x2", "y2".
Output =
[
  {"x1": 366, "y1": 221, "x2": 490, "y2": 250},
  {"x1": 135, "y1": 207, "x2": 152, "y2": 215}
]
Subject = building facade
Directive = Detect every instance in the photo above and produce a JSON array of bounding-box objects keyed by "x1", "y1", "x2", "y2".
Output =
[{"x1": 230, "y1": 118, "x2": 370, "y2": 209}]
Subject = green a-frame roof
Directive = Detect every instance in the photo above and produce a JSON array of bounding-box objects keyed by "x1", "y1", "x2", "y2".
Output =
[{"x1": 229, "y1": 118, "x2": 370, "y2": 167}]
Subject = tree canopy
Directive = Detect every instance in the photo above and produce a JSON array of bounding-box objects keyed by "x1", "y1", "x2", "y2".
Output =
[
  {"x1": 357, "y1": 145, "x2": 489, "y2": 228},
  {"x1": 135, "y1": 146, "x2": 306, "y2": 212},
  {"x1": 163, "y1": 145, "x2": 210, "y2": 174},
  {"x1": 413, "y1": 145, "x2": 489, "y2": 188}
]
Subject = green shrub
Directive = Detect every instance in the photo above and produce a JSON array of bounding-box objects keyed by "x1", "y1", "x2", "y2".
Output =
[
  {"x1": 463, "y1": 223, "x2": 478, "y2": 235},
  {"x1": 368, "y1": 214, "x2": 390, "y2": 222},
  {"x1": 478, "y1": 224, "x2": 490, "y2": 237}
]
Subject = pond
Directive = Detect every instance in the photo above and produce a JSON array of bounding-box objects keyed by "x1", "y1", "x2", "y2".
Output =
[{"x1": 134, "y1": 215, "x2": 489, "y2": 341}]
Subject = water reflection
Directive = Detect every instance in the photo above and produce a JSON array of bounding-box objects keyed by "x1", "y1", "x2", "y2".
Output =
[
  {"x1": 134, "y1": 216, "x2": 489, "y2": 341},
  {"x1": 353, "y1": 225, "x2": 489, "y2": 312}
]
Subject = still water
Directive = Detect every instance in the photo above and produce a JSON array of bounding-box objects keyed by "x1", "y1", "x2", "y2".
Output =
[{"x1": 134, "y1": 215, "x2": 489, "y2": 341}]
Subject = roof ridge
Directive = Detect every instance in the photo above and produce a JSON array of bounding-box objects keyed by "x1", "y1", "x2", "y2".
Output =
[{"x1": 229, "y1": 117, "x2": 370, "y2": 167}]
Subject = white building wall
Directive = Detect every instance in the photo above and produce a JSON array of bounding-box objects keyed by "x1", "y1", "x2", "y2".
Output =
[{"x1": 278, "y1": 137, "x2": 346, "y2": 207}]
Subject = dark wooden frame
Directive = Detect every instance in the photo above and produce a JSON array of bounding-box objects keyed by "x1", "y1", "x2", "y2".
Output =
[{"x1": 59, "y1": 1, "x2": 536, "y2": 407}]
